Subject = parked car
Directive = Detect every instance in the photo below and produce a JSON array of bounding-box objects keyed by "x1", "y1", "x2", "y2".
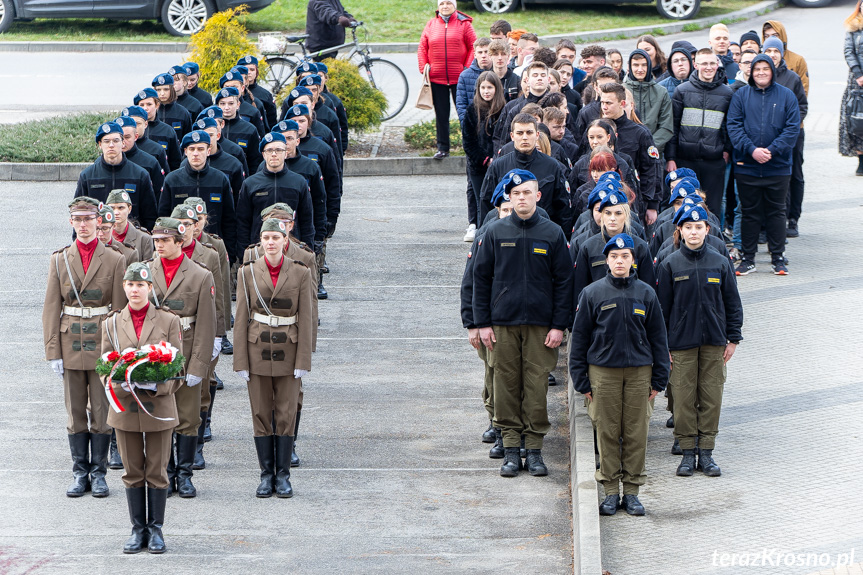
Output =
[
  {"x1": 472, "y1": 0, "x2": 706, "y2": 20},
  {"x1": 0, "y1": 0, "x2": 275, "y2": 36}
]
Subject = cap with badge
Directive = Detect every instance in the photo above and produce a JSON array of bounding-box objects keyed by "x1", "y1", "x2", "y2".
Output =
[
  {"x1": 665, "y1": 167, "x2": 697, "y2": 186},
  {"x1": 198, "y1": 106, "x2": 223, "y2": 121},
  {"x1": 114, "y1": 116, "x2": 137, "y2": 129},
  {"x1": 598, "y1": 187, "x2": 629, "y2": 211},
  {"x1": 674, "y1": 204, "x2": 709, "y2": 226},
  {"x1": 219, "y1": 71, "x2": 241, "y2": 88},
  {"x1": 261, "y1": 218, "x2": 288, "y2": 236},
  {"x1": 273, "y1": 120, "x2": 300, "y2": 134},
  {"x1": 596, "y1": 171, "x2": 622, "y2": 186},
  {"x1": 233, "y1": 65, "x2": 249, "y2": 77},
  {"x1": 98, "y1": 205, "x2": 116, "y2": 225},
  {"x1": 69, "y1": 196, "x2": 103, "y2": 216},
  {"x1": 491, "y1": 169, "x2": 536, "y2": 207},
  {"x1": 298, "y1": 74, "x2": 322, "y2": 87},
  {"x1": 168, "y1": 65, "x2": 188, "y2": 77},
  {"x1": 133, "y1": 88, "x2": 158, "y2": 105},
  {"x1": 588, "y1": 180, "x2": 617, "y2": 209},
  {"x1": 238, "y1": 55, "x2": 258, "y2": 67},
  {"x1": 298, "y1": 61, "x2": 318, "y2": 75},
  {"x1": 315, "y1": 62, "x2": 328, "y2": 75},
  {"x1": 123, "y1": 262, "x2": 153, "y2": 283},
  {"x1": 95, "y1": 121, "x2": 123, "y2": 143},
  {"x1": 152, "y1": 217, "x2": 185, "y2": 239},
  {"x1": 668, "y1": 179, "x2": 699, "y2": 204},
  {"x1": 183, "y1": 62, "x2": 200, "y2": 75},
  {"x1": 215, "y1": 87, "x2": 240, "y2": 103},
  {"x1": 259, "y1": 131, "x2": 286, "y2": 152},
  {"x1": 286, "y1": 86, "x2": 313, "y2": 107},
  {"x1": 261, "y1": 202, "x2": 295, "y2": 219},
  {"x1": 152, "y1": 73, "x2": 174, "y2": 87},
  {"x1": 171, "y1": 204, "x2": 199, "y2": 222},
  {"x1": 106, "y1": 189, "x2": 133, "y2": 206},
  {"x1": 283, "y1": 104, "x2": 310, "y2": 119},
  {"x1": 122, "y1": 105, "x2": 148, "y2": 120},
  {"x1": 194, "y1": 117, "x2": 219, "y2": 131},
  {"x1": 603, "y1": 232, "x2": 635, "y2": 255},
  {"x1": 185, "y1": 197, "x2": 208, "y2": 216},
  {"x1": 180, "y1": 130, "x2": 211, "y2": 150}
]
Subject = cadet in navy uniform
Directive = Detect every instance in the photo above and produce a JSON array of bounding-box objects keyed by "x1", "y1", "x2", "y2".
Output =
[
  {"x1": 656, "y1": 204, "x2": 743, "y2": 478},
  {"x1": 240, "y1": 55, "x2": 278, "y2": 129},
  {"x1": 120, "y1": 105, "x2": 170, "y2": 178},
  {"x1": 169, "y1": 65, "x2": 204, "y2": 120},
  {"x1": 315, "y1": 62, "x2": 350, "y2": 155},
  {"x1": 569, "y1": 233, "x2": 669, "y2": 516},
  {"x1": 220, "y1": 70, "x2": 266, "y2": 137},
  {"x1": 134, "y1": 88, "x2": 182, "y2": 172},
  {"x1": 216, "y1": 87, "x2": 263, "y2": 173},
  {"x1": 284, "y1": 88, "x2": 342, "y2": 174},
  {"x1": 284, "y1": 105, "x2": 342, "y2": 211},
  {"x1": 472, "y1": 169, "x2": 573, "y2": 478},
  {"x1": 152, "y1": 73, "x2": 192, "y2": 138},
  {"x1": 116, "y1": 116, "x2": 165, "y2": 200},
  {"x1": 183, "y1": 62, "x2": 213, "y2": 108},
  {"x1": 194, "y1": 116, "x2": 245, "y2": 199},
  {"x1": 75, "y1": 122, "x2": 158, "y2": 230},
  {"x1": 197, "y1": 105, "x2": 250, "y2": 176}
]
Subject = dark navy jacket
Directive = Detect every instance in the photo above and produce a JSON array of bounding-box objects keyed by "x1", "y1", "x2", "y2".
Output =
[
  {"x1": 222, "y1": 116, "x2": 263, "y2": 174},
  {"x1": 569, "y1": 272, "x2": 670, "y2": 393},
  {"x1": 188, "y1": 86, "x2": 214, "y2": 108},
  {"x1": 257, "y1": 154, "x2": 329, "y2": 243},
  {"x1": 74, "y1": 156, "x2": 157, "y2": 230},
  {"x1": 157, "y1": 101, "x2": 192, "y2": 140},
  {"x1": 236, "y1": 164, "x2": 314, "y2": 250},
  {"x1": 298, "y1": 134, "x2": 341, "y2": 221},
  {"x1": 220, "y1": 137, "x2": 250, "y2": 176},
  {"x1": 572, "y1": 230, "x2": 655, "y2": 308},
  {"x1": 146, "y1": 120, "x2": 182, "y2": 172},
  {"x1": 656, "y1": 242, "x2": 743, "y2": 350},
  {"x1": 135, "y1": 135, "x2": 170, "y2": 176},
  {"x1": 125, "y1": 145, "x2": 164, "y2": 201},
  {"x1": 322, "y1": 89, "x2": 349, "y2": 153},
  {"x1": 653, "y1": 234, "x2": 730, "y2": 269},
  {"x1": 208, "y1": 146, "x2": 246, "y2": 198}
]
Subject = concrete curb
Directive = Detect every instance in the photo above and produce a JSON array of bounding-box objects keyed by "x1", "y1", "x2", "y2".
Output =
[
  {"x1": 0, "y1": 0, "x2": 783, "y2": 54},
  {"x1": 0, "y1": 157, "x2": 467, "y2": 180},
  {"x1": 569, "y1": 379, "x2": 603, "y2": 575}
]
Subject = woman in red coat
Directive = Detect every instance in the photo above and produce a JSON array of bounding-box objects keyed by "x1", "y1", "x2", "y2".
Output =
[{"x1": 418, "y1": 0, "x2": 476, "y2": 159}]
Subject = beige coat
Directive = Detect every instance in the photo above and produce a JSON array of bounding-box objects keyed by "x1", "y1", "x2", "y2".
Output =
[
  {"x1": 120, "y1": 223, "x2": 154, "y2": 262},
  {"x1": 106, "y1": 239, "x2": 139, "y2": 265},
  {"x1": 201, "y1": 231, "x2": 231, "y2": 337}
]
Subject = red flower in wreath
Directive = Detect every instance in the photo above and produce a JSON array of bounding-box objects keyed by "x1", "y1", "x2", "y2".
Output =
[
  {"x1": 107, "y1": 351, "x2": 121, "y2": 362},
  {"x1": 121, "y1": 351, "x2": 137, "y2": 363},
  {"x1": 148, "y1": 350, "x2": 162, "y2": 362}
]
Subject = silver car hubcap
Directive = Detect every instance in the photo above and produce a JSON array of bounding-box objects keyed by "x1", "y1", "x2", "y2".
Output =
[
  {"x1": 167, "y1": 0, "x2": 208, "y2": 34},
  {"x1": 479, "y1": 0, "x2": 515, "y2": 13},
  {"x1": 661, "y1": 0, "x2": 696, "y2": 17}
]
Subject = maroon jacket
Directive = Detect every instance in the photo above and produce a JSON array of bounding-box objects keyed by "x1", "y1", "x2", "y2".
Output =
[{"x1": 417, "y1": 11, "x2": 476, "y2": 86}]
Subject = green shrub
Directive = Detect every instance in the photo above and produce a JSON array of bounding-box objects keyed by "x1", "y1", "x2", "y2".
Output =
[
  {"x1": 404, "y1": 120, "x2": 462, "y2": 150},
  {"x1": 186, "y1": 6, "x2": 263, "y2": 95},
  {"x1": 0, "y1": 113, "x2": 113, "y2": 162}
]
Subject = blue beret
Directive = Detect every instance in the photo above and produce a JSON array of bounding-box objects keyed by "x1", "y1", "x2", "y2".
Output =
[
  {"x1": 598, "y1": 188, "x2": 629, "y2": 211},
  {"x1": 283, "y1": 104, "x2": 310, "y2": 119},
  {"x1": 491, "y1": 169, "x2": 537, "y2": 207},
  {"x1": 299, "y1": 74, "x2": 322, "y2": 87},
  {"x1": 183, "y1": 62, "x2": 200, "y2": 75},
  {"x1": 180, "y1": 130, "x2": 211, "y2": 150},
  {"x1": 232, "y1": 65, "x2": 249, "y2": 76},
  {"x1": 198, "y1": 106, "x2": 223, "y2": 121},
  {"x1": 273, "y1": 120, "x2": 300, "y2": 133},
  {"x1": 219, "y1": 70, "x2": 243, "y2": 88},
  {"x1": 238, "y1": 55, "x2": 259, "y2": 66},
  {"x1": 168, "y1": 65, "x2": 187, "y2": 77},
  {"x1": 675, "y1": 204, "x2": 709, "y2": 226},
  {"x1": 315, "y1": 62, "x2": 328, "y2": 74},
  {"x1": 152, "y1": 73, "x2": 174, "y2": 87},
  {"x1": 260, "y1": 131, "x2": 287, "y2": 152},
  {"x1": 95, "y1": 121, "x2": 123, "y2": 143},
  {"x1": 668, "y1": 179, "x2": 699, "y2": 205},
  {"x1": 114, "y1": 116, "x2": 137, "y2": 129},
  {"x1": 133, "y1": 88, "x2": 158, "y2": 105},
  {"x1": 298, "y1": 61, "x2": 319, "y2": 74},
  {"x1": 596, "y1": 171, "x2": 622, "y2": 186},
  {"x1": 603, "y1": 233, "x2": 635, "y2": 255},
  {"x1": 587, "y1": 181, "x2": 617, "y2": 209},
  {"x1": 287, "y1": 86, "x2": 313, "y2": 106},
  {"x1": 665, "y1": 167, "x2": 697, "y2": 186},
  {"x1": 121, "y1": 105, "x2": 148, "y2": 120},
  {"x1": 214, "y1": 87, "x2": 240, "y2": 103},
  {"x1": 193, "y1": 117, "x2": 219, "y2": 131}
]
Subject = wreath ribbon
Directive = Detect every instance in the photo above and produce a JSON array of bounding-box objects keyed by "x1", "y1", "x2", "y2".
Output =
[{"x1": 104, "y1": 358, "x2": 175, "y2": 422}]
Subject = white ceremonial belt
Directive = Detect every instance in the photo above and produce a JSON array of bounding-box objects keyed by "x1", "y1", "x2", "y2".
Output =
[
  {"x1": 252, "y1": 312, "x2": 297, "y2": 328},
  {"x1": 63, "y1": 305, "x2": 110, "y2": 319},
  {"x1": 179, "y1": 315, "x2": 197, "y2": 330}
]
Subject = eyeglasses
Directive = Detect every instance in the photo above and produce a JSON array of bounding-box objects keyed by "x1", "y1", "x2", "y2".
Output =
[
  {"x1": 740, "y1": 61, "x2": 754, "y2": 66},
  {"x1": 97, "y1": 226, "x2": 114, "y2": 232},
  {"x1": 264, "y1": 148, "x2": 287, "y2": 155},
  {"x1": 101, "y1": 138, "x2": 122, "y2": 146},
  {"x1": 71, "y1": 216, "x2": 97, "y2": 223}
]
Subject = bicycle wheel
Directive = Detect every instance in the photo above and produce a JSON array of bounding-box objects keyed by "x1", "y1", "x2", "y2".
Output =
[
  {"x1": 262, "y1": 56, "x2": 298, "y2": 99},
  {"x1": 357, "y1": 58, "x2": 408, "y2": 121}
]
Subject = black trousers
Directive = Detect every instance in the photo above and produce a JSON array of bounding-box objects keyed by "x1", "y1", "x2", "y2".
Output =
[
  {"x1": 787, "y1": 129, "x2": 805, "y2": 221},
  {"x1": 678, "y1": 157, "x2": 727, "y2": 216},
  {"x1": 466, "y1": 164, "x2": 486, "y2": 226},
  {"x1": 736, "y1": 174, "x2": 789, "y2": 260},
  {"x1": 431, "y1": 82, "x2": 457, "y2": 152}
]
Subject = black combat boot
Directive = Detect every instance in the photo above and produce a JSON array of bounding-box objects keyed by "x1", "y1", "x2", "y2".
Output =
[
  {"x1": 146, "y1": 487, "x2": 168, "y2": 553},
  {"x1": 666, "y1": 415, "x2": 674, "y2": 428},
  {"x1": 621, "y1": 494, "x2": 645, "y2": 516},
  {"x1": 499, "y1": 447, "x2": 521, "y2": 477},
  {"x1": 547, "y1": 373, "x2": 557, "y2": 386},
  {"x1": 676, "y1": 449, "x2": 697, "y2": 476},
  {"x1": 488, "y1": 428, "x2": 504, "y2": 459},
  {"x1": 204, "y1": 382, "x2": 218, "y2": 442},
  {"x1": 175, "y1": 434, "x2": 198, "y2": 498},
  {"x1": 214, "y1": 371, "x2": 224, "y2": 391},
  {"x1": 89, "y1": 433, "x2": 111, "y2": 498},
  {"x1": 481, "y1": 421, "x2": 495, "y2": 443},
  {"x1": 274, "y1": 436, "x2": 294, "y2": 498},
  {"x1": 857, "y1": 155, "x2": 863, "y2": 176},
  {"x1": 220, "y1": 336, "x2": 233, "y2": 355},
  {"x1": 166, "y1": 434, "x2": 177, "y2": 497},
  {"x1": 317, "y1": 271, "x2": 328, "y2": 300},
  {"x1": 671, "y1": 438, "x2": 682, "y2": 455},
  {"x1": 123, "y1": 487, "x2": 148, "y2": 554},
  {"x1": 291, "y1": 411, "x2": 301, "y2": 467},
  {"x1": 253, "y1": 435, "x2": 275, "y2": 498},
  {"x1": 108, "y1": 430, "x2": 124, "y2": 469},
  {"x1": 599, "y1": 494, "x2": 619, "y2": 516},
  {"x1": 66, "y1": 433, "x2": 91, "y2": 497},
  {"x1": 525, "y1": 449, "x2": 548, "y2": 476},
  {"x1": 697, "y1": 449, "x2": 721, "y2": 476},
  {"x1": 193, "y1": 411, "x2": 208, "y2": 470}
]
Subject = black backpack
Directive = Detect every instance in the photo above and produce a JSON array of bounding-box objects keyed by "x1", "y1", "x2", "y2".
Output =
[{"x1": 846, "y1": 88, "x2": 863, "y2": 137}]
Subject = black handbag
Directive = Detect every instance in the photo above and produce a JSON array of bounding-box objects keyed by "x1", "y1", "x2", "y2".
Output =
[{"x1": 847, "y1": 88, "x2": 863, "y2": 136}]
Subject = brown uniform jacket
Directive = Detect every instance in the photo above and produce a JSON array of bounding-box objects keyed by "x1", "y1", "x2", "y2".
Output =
[
  {"x1": 102, "y1": 305, "x2": 185, "y2": 432},
  {"x1": 106, "y1": 239, "x2": 140, "y2": 265},
  {"x1": 191, "y1": 240, "x2": 226, "y2": 336},
  {"x1": 43, "y1": 240, "x2": 127, "y2": 369},
  {"x1": 148, "y1": 254, "x2": 216, "y2": 379},
  {"x1": 119, "y1": 223, "x2": 154, "y2": 262},
  {"x1": 234, "y1": 257, "x2": 313, "y2": 376},
  {"x1": 200, "y1": 231, "x2": 231, "y2": 337}
]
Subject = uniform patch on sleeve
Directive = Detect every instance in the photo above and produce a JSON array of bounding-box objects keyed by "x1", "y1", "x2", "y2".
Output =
[
  {"x1": 532, "y1": 241, "x2": 548, "y2": 255},
  {"x1": 125, "y1": 184, "x2": 137, "y2": 194},
  {"x1": 633, "y1": 304, "x2": 646, "y2": 316},
  {"x1": 648, "y1": 146, "x2": 659, "y2": 159},
  {"x1": 238, "y1": 140, "x2": 248, "y2": 148},
  {"x1": 707, "y1": 275, "x2": 721, "y2": 284},
  {"x1": 210, "y1": 195, "x2": 221, "y2": 203}
]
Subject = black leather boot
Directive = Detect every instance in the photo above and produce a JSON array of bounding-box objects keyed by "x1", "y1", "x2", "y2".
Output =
[
  {"x1": 253, "y1": 435, "x2": 275, "y2": 498},
  {"x1": 220, "y1": 336, "x2": 233, "y2": 355},
  {"x1": 671, "y1": 438, "x2": 683, "y2": 455},
  {"x1": 291, "y1": 411, "x2": 301, "y2": 467},
  {"x1": 676, "y1": 449, "x2": 697, "y2": 476},
  {"x1": 317, "y1": 271, "x2": 328, "y2": 300},
  {"x1": 622, "y1": 494, "x2": 645, "y2": 516},
  {"x1": 66, "y1": 433, "x2": 91, "y2": 497},
  {"x1": 499, "y1": 447, "x2": 521, "y2": 477},
  {"x1": 166, "y1": 434, "x2": 177, "y2": 497},
  {"x1": 697, "y1": 448, "x2": 721, "y2": 476},
  {"x1": 108, "y1": 430, "x2": 124, "y2": 470},
  {"x1": 666, "y1": 415, "x2": 674, "y2": 428},
  {"x1": 488, "y1": 428, "x2": 504, "y2": 459},
  {"x1": 274, "y1": 436, "x2": 294, "y2": 498},
  {"x1": 481, "y1": 421, "x2": 496, "y2": 443},
  {"x1": 599, "y1": 494, "x2": 619, "y2": 515},
  {"x1": 193, "y1": 411, "x2": 207, "y2": 470},
  {"x1": 175, "y1": 434, "x2": 198, "y2": 498},
  {"x1": 214, "y1": 371, "x2": 224, "y2": 391},
  {"x1": 525, "y1": 449, "x2": 548, "y2": 476},
  {"x1": 203, "y1": 384, "x2": 217, "y2": 442},
  {"x1": 89, "y1": 433, "x2": 111, "y2": 498},
  {"x1": 547, "y1": 373, "x2": 557, "y2": 386},
  {"x1": 123, "y1": 487, "x2": 148, "y2": 553},
  {"x1": 146, "y1": 487, "x2": 168, "y2": 553},
  {"x1": 856, "y1": 154, "x2": 863, "y2": 175}
]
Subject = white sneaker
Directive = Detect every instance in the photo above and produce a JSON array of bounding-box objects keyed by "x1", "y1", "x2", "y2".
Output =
[{"x1": 463, "y1": 224, "x2": 476, "y2": 243}]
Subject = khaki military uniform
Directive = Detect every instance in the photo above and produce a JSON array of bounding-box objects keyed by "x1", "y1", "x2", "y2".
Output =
[
  {"x1": 43, "y1": 240, "x2": 127, "y2": 434},
  {"x1": 198, "y1": 232, "x2": 230, "y2": 414},
  {"x1": 118, "y1": 222, "x2": 154, "y2": 262},
  {"x1": 234, "y1": 257, "x2": 313, "y2": 437},
  {"x1": 101, "y1": 305, "x2": 185, "y2": 489},
  {"x1": 106, "y1": 239, "x2": 140, "y2": 265}
]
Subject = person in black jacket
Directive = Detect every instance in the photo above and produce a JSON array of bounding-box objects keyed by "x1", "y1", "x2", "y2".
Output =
[
  {"x1": 121, "y1": 105, "x2": 169, "y2": 177},
  {"x1": 315, "y1": 62, "x2": 350, "y2": 155},
  {"x1": 152, "y1": 73, "x2": 192, "y2": 140},
  {"x1": 183, "y1": 62, "x2": 213, "y2": 108},
  {"x1": 656, "y1": 204, "x2": 742, "y2": 478},
  {"x1": 220, "y1": 71, "x2": 266, "y2": 137},
  {"x1": 195, "y1": 117, "x2": 245, "y2": 199},
  {"x1": 116, "y1": 116, "x2": 165, "y2": 202},
  {"x1": 134, "y1": 88, "x2": 182, "y2": 172},
  {"x1": 666, "y1": 49, "x2": 734, "y2": 216},
  {"x1": 168, "y1": 65, "x2": 204, "y2": 121},
  {"x1": 574, "y1": 67, "x2": 620, "y2": 148},
  {"x1": 216, "y1": 87, "x2": 263, "y2": 174},
  {"x1": 157, "y1": 131, "x2": 237, "y2": 261},
  {"x1": 472, "y1": 169, "x2": 573, "y2": 478},
  {"x1": 479, "y1": 113, "x2": 572, "y2": 236},
  {"x1": 240, "y1": 56, "x2": 279, "y2": 130},
  {"x1": 75, "y1": 122, "x2": 158, "y2": 231},
  {"x1": 493, "y1": 61, "x2": 550, "y2": 151},
  {"x1": 306, "y1": 0, "x2": 356, "y2": 58},
  {"x1": 197, "y1": 106, "x2": 249, "y2": 176},
  {"x1": 569, "y1": 232, "x2": 670, "y2": 517},
  {"x1": 283, "y1": 83, "x2": 344, "y2": 172}
]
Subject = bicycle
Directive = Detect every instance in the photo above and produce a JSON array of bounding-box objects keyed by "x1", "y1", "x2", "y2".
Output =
[{"x1": 260, "y1": 22, "x2": 409, "y2": 122}]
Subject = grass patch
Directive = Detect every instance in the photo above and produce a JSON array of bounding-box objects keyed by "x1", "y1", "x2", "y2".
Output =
[
  {"x1": 404, "y1": 119, "x2": 462, "y2": 151},
  {"x1": 0, "y1": 113, "x2": 113, "y2": 162},
  {"x1": 0, "y1": 0, "x2": 759, "y2": 43}
]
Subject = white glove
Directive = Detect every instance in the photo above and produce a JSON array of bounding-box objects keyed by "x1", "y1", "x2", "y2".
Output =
[
  {"x1": 50, "y1": 359, "x2": 64, "y2": 377},
  {"x1": 186, "y1": 374, "x2": 203, "y2": 387},
  {"x1": 237, "y1": 370, "x2": 250, "y2": 382},
  {"x1": 212, "y1": 337, "x2": 221, "y2": 361},
  {"x1": 294, "y1": 369, "x2": 308, "y2": 379},
  {"x1": 136, "y1": 382, "x2": 158, "y2": 391}
]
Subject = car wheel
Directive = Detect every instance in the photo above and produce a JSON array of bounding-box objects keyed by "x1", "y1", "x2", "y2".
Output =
[
  {"x1": 0, "y1": 0, "x2": 15, "y2": 34},
  {"x1": 473, "y1": 0, "x2": 520, "y2": 14},
  {"x1": 160, "y1": 0, "x2": 214, "y2": 36},
  {"x1": 790, "y1": 0, "x2": 831, "y2": 7},
  {"x1": 656, "y1": 0, "x2": 700, "y2": 19}
]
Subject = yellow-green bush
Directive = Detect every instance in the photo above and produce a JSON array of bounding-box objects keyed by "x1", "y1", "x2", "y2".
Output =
[
  {"x1": 319, "y1": 58, "x2": 387, "y2": 133},
  {"x1": 186, "y1": 6, "x2": 264, "y2": 95}
]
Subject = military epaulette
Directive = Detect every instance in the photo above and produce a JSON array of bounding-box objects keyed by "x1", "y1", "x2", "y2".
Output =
[
  {"x1": 106, "y1": 243, "x2": 124, "y2": 254},
  {"x1": 206, "y1": 232, "x2": 222, "y2": 241},
  {"x1": 105, "y1": 309, "x2": 123, "y2": 319},
  {"x1": 144, "y1": 256, "x2": 157, "y2": 265},
  {"x1": 121, "y1": 241, "x2": 136, "y2": 250},
  {"x1": 292, "y1": 260, "x2": 308, "y2": 267},
  {"x1": 52, "y1": 245, "x2": 71, "y2": 255},
  {"x1": 199, "y1": 241, "x2": 218, "y2": 253},
  {"x1": 189, "y1": 258, "x2": 209, "y2": 271}
]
